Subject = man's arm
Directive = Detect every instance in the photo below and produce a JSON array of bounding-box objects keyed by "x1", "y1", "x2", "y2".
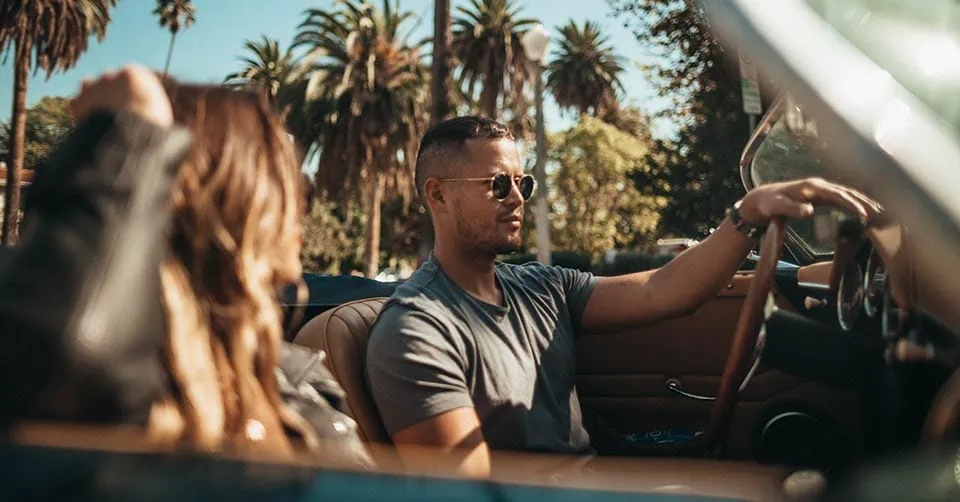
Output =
[
  {"x1": 366, "y1": 307, "x2": 490, "y2": 477},
  {"x1": 392, "y1": 407, "x2": 490, "y2": 477},
  {"x1": 581, "y1": 217, "x2": 753, "y2": 332},
  {"x1": 580, "y1": 178, "x2": 878, "y2": 333}
]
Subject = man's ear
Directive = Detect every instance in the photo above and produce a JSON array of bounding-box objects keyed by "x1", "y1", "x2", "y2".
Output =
[{"x1": 423, "y1": 178, "x2": 447, "y2": 213}]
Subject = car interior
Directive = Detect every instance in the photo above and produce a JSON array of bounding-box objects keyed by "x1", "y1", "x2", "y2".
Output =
[{"x1": 6, "y1": 1, "x2": 960, "y2": 501}]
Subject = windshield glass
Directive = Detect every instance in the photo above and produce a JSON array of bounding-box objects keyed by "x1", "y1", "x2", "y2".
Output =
[
  {"x1": 753, "y1": 0, "x2": 960, "y2": 256},
  {"x1": 749, "y1": 99, "x2": 855, "y2": 255},
  {"x1": 805, "y1": 0, "x2": 960, "y2": 136}
]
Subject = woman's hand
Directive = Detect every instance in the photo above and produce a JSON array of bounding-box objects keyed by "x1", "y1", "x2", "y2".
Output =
[{"x1": 71, "y1": 65, "x2": 172, "y2": 127}]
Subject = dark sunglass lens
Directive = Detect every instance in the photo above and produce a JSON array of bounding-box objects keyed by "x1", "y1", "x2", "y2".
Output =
[
  {"x1": 491, "y1": 173, "x2": 512, "y2": 199},
  {"x1": 519, "y1": 176, "x2": 536, "y2": 200}
]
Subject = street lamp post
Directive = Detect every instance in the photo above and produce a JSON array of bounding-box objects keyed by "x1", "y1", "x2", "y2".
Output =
[{"x1": 522, "y1": 24, "x2": 551, "y2": 266}]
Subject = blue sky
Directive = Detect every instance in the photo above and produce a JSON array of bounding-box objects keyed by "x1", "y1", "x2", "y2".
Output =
[{"x1": 0, "y1": 0, "x2": 669, "y2": 137}]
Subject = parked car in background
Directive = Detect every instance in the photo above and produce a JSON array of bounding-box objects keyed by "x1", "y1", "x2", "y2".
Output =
[{"x1": 654, "y1": 238, "x2": 700, "y2": 256}]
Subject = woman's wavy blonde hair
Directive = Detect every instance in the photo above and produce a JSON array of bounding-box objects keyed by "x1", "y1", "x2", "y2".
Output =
[{"x1": 147, "y1": 80, "x2": 315, "y2": 457}]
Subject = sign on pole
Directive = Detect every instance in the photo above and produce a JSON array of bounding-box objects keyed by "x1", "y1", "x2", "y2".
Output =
[{"x1": 739, "y1": 49, "x2": 762, "y2": 116}]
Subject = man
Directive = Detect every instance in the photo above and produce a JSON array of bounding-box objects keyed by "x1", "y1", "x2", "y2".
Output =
[{"x1": 366, "y1": 116, "x2": 875, "y2": 477}]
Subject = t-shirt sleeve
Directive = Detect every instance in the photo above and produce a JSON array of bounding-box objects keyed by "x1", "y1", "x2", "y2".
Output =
[
  {"x1": 551, "y1": 266, "x2": 600, "y2": 328},
  {"x1": 365, "y1": 304, "x2": 474, "y2": 436}
]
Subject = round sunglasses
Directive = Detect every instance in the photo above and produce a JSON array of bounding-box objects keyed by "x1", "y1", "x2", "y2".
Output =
[{"x1": 438, "y1": 173, "x2": 537, "y2": 201}]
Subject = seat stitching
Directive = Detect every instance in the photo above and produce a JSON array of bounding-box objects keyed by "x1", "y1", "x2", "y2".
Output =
[{"x1": 312, "y1": 297, "x2": 389, "y2": 441}]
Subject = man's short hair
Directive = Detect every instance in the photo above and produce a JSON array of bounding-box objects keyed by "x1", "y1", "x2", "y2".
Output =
[{"x1": 414, "y1": 116, "x2": 514, "y2": 203}]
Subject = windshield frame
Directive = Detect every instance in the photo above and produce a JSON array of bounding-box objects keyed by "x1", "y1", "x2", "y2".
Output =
[
  {"x1": 739, "y1": 95, "x2": 820, "y2": 264},
  {"x1": 739, "y1": 97, "x2": 782, "y2": 194}
]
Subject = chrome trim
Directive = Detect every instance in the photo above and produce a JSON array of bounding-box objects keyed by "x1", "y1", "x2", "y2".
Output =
[
  {"x1": 738, "y1": 332, "x2": 765, "y2": 393},
  {"x1": 665, "y1": 378, "x2": 716, "y2": 402},
  {"x1": 739, "y1": 96, "x2": 785, "y2": 192},
  {"x1": 797, "y1": 281, "x2": 831, "y2": 291},
  {"x1": 741, "y1": 295, "x2": 777, "y2": 392},
  {"x1": 734, "y1": 97, "x2": 825, "y2": 265},
  {"x1": 863, "y1": 250, "x2": 886, "y2": 318},
  {"x1": 837, "y1": 262, "x2": 865, "y2": 332}
]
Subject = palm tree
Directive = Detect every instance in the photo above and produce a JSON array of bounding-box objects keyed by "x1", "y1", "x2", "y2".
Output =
[
  {"x1": 419, "y1": 0, "x2": 454, "y2": 265},
  {"x1": 452, "y1": 0, "x2": 537, "y2": 120},
  {"x1": 0, "y1": 0, "x2": 117, "y2": 245},
  {"x1": 224, "y1": 36, "x2": 298, "y2": 105},
  {"x1": 546, "y1": 20, "x2": 626, "y2": 117},
  {"x1": 294, "y1": 0, "x2": 427, "y2": 278},
  {"x1": 154, "y1": 0, "x2": 196, "y2": 76}
]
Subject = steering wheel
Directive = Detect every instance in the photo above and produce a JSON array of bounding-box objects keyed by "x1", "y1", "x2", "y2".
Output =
[{"x1": 700, "y1": 218, "x2": 787, "y2": 451}]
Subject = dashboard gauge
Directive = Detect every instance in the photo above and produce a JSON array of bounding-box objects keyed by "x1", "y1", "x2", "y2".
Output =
[
  {"x1": 837, "y1": 262, "x2": 864, "y2": 331},
  {"x1": 863, "y1": 250, "x2": 886, "y2": 318},
  {"x1": 882, "y1": 284, "x2": 907, "y2": 340}
]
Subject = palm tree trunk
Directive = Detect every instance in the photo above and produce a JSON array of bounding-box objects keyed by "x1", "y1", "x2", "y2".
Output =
[
  {"x1": 481, "y1": 73, "x2": 499, "y2": 119},
  {"x1": 362, "y1": 176, "x2": 384, "y2": 278},
  {"x1": 3, "y1": 38, "x2": 30, "y2": 245},
  {"x1": 430, "y1": 0, "x2": 453, "y2": 125},
  {"x1": 163, "y1": 32, "x2": 177, "y2": 76},
  {"x1": 418, "y1": 0, "x2": 453, "y2": 266}
]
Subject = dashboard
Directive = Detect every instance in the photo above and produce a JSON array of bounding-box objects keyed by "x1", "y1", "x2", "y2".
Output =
[
  {"x1": 786, "y1": 217, "x2": 960, "y2": 447},
  {"x1": 835, "y1": 245, "x2": 908, "y2": 342},
  {"x1": 820, "y1": 217, "x2": 959, "y2": 367}
]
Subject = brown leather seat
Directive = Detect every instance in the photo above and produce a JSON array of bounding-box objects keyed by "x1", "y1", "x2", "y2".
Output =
[{"x1": 293, "y1": 297, "x2": 390, "y2": 443}]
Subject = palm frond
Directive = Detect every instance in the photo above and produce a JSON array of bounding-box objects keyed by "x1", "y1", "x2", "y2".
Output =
[{"x1": 0, "y1": 0, "x2": 118, "y2": 77}]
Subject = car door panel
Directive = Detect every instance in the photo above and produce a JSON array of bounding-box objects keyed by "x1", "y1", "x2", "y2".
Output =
[{"x1": 576, "y1": 270, "x2": 863, "y2": 461}]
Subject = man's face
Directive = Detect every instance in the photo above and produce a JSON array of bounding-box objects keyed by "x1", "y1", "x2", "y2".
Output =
[{"x1": 445, "y1": 138, "x2": 526, "y2": 256}]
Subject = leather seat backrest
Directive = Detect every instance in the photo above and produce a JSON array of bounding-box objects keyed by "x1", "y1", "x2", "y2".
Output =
[{"x1": 293, "y1": 297, "x2": 390, "y2": 443}]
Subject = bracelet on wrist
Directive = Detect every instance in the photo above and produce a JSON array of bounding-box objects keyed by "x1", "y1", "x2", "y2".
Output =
[{"x1": 728, "y1": 200, "x2": 764, "y2": 239}]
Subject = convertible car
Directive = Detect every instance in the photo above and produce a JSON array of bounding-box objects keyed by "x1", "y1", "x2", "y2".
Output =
[{"x1": 4, "y1": 0, "x2": 960, "y2": 501}]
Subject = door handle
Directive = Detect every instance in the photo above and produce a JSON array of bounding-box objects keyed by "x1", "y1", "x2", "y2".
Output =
[{"x1": 665, "y1": 378, "x2": 716, "y2": 401}]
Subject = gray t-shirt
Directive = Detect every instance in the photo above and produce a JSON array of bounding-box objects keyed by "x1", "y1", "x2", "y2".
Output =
[{"x1": 365, "y1": 256, "x2": 599, "y2": 454}]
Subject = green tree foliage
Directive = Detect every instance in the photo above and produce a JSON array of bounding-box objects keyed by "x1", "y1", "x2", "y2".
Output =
[
  {"x1": 546, "y1": 20, "x2": 625, "y2": 118},
  {"x1": 300, "y1": 200, "x2": 358, "y2": 275},
  {"x1": 452, "y1": 0, "x2": 537, "y2": 122},
  {"x1": 223, "y1": 36, "x2": 298, "y2": 105},
  {"x1": 154, "y1": 0, "x2": 196, "y2": 76},
  {"x1": 547, "y1": 115, "x2": 664, "y2": 258},
  {"x1": 300, "y1": 196, "x2": 419, "y2": 276},
  {"x1": 0, "y1": 0, "x2": 116, "y2": 244},
  {"x1": 0, "y1": 96, "x2": 74, "y2": 170},
  {"x1": 292, "y1": 0, "x2": 428, "y2": 278},
  {"x1": 609, "y1": 0, "x2": 750, "y2": 238}
]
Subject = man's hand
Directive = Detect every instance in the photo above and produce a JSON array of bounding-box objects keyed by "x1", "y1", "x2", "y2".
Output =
[
  {"x1": 71, "y1": 65, "x2": 172, "y2": 127},
  {"x1": 737, "y1": 177, "x2": 882, "y2": 226}
]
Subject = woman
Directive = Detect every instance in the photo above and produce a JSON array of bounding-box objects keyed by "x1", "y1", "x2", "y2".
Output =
[
  {"x1": 0, "y1": 66, "x2": 366, "y2": 462},
  {"x1": 149, "y1": 73, "x2": 314, "y2": 457}
]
